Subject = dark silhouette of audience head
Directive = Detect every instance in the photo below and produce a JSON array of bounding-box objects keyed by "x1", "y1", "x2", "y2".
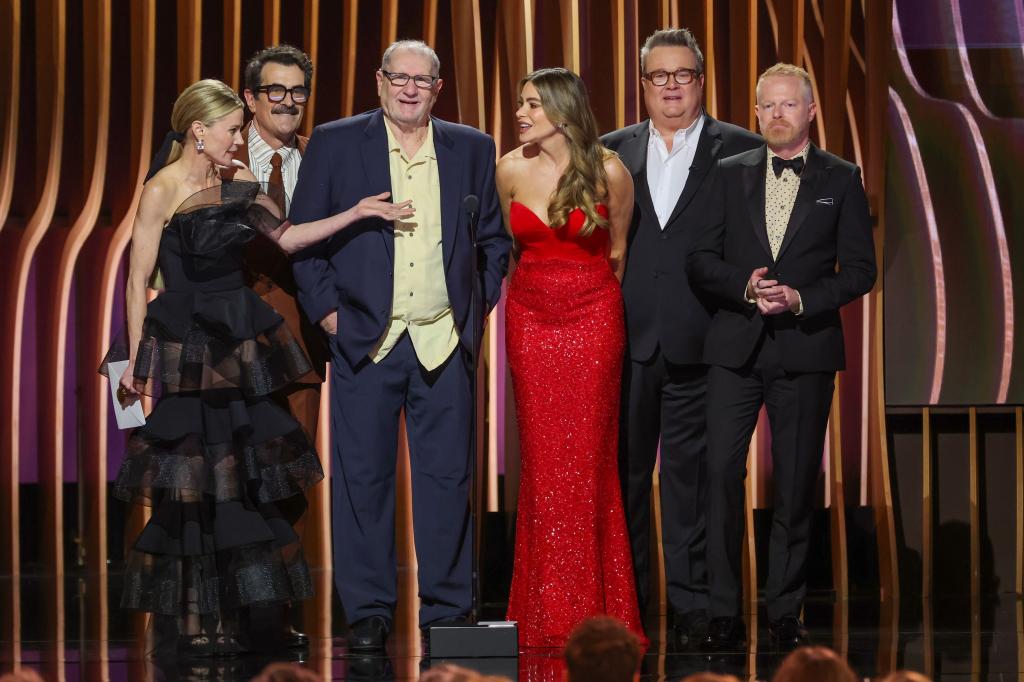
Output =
[
  {"x1": 563, "y1": 616, "x2": 643, "y2": 682},
  {"x1": 877, "y1": 671, "x2": 933, "y2": 682},
  {"x1": 0, "y1": 670, "x2": 46, "y2": 682},
  {"x1": 771, "y1": 646, "x2": 858, "y2": 682},
  {"x1": 419, "y1": 663, "x2": 511, "y2": 681},
  {"x1": 680, "y1": 674, "x2": 742, "y2": 682}
]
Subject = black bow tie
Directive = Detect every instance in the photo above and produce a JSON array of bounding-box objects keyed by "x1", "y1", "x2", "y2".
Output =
[{"x1": 772, "y1": 155, "x2": 805, "y2": 178}]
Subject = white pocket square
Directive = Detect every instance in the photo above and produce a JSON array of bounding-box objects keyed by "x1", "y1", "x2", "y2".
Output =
[{"x1": 816, "y1": 197, "x2": 834, "y2": 205}]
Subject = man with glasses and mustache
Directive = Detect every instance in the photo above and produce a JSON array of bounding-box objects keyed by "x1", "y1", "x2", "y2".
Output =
[
  {"x1": 290, "y1": 40, "x2": 511, "y2": 653},
  {"x1": 600, "y1": 28, "x2": 761, "y2": 648},
  {"x1": 233, "y1": 43, "x2": 326, "y2": 651}
]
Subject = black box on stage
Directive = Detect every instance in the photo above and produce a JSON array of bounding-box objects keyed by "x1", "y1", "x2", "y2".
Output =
[
  {"x1": 427, "y1": 621, "x2": 518, "y2": 658},
  {"x1": 430, "y1": 658, "x2": 519, "y2": 679}
]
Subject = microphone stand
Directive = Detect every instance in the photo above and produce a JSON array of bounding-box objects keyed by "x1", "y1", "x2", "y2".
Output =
[
  {"x1": 464, "y1": 196, "x2": 482, "y2": 624},
  {"x1": 427, "y1": 196, "x2": 516, "y2": 665}
]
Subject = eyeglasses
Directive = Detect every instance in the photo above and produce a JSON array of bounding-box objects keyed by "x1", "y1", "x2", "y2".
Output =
[
  {"x1": 642, "y1": 68, "x2": 701, "y2": 86},
  {"x1": 380, "y1": 69, "x2": 440, "y2": 89},
  {"x1": 254, "y1": 84, "x2": 310, "y2": 103}
]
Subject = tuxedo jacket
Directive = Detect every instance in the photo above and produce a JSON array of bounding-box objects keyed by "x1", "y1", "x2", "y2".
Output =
[
  {"x1": 601, "y1": 115, "x2": 762, "y2": 364},
  {"x1": 290, "y1": 109, "x2": 511, "y2": 367},
  {"x1": 687, "y1": 143, "x2": 877, "y2": 373},
  {"x1": 234, "y1": 121, "x2": 329, "y2": 382}
]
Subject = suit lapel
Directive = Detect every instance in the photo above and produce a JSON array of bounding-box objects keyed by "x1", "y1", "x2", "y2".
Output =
[
  {"x1": 432, "y1": 117, "x2": 461, "y2": 269},
  {"x1": 238, "y1": 121, "x2": 253, "y2": 167},
  {"x1": 617, "y1": 123, "x2": 657, "y2": 222},
  {"x1": 741, "y1": 146, "x2": 772, "y2": 261},
  {"x1": 775, "y1": 144, "x2": 831, "y2": 262},
  {"x1": 664, "y1": 115, "x2": 720, "y2": 230},
  {"x1": 361, "y1": 111, "x2": 395, "y2": 264}
]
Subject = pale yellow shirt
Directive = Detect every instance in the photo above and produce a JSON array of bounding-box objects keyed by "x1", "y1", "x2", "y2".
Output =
[
  {"x1": 371, "y1": 119, "x2": 458, "y2": 370},
  {"x1": 765, "y1": 143, "x2": 810, "y2": 260}
]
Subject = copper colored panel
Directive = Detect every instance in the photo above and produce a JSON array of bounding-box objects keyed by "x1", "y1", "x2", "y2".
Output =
[
  {"x1": 342, "y1": 0, "x2": 359, "y2": 117},
  {"x1": 301, "y1": 0, "x2": 320, "y2": 137},
  {"x1": 264, "y1": 0, "x2": 281, "y2": 46},
  {"x1": 821, "y1": 0, "x2": 851, "y2": 152},
  {"x1": 0, "y1": 0, "x2": 67, "y2": 670},
  {"x1": 0, "y1": 0, "x2": 19, "y2": 232},
  {"x1": 451, "y1": 0, "x2": 486, "y2": 129},
  {"x1": 223, "y1": 1, "x2": 242, "y2": 90},
  {"x1": 177, "y1": 0, "x2": 201, "y2": 90},
  {"x1": 0, "y1": 0, "x2": 21, "y2": 663},
  {"x1": 559, "y1": 0, "x2": 580, "y2": 71},
  {"x1": 381, "y1": 0, "x2": 398, "y2": 50},
  {"x1": 769, "y1": 0, "x2": 804, "y2": 65},
  {"x1": 423, "y1": 0, "x2": 439, "y2": 46},
  {"x1": 727, "y1": 0, "x2": 758, "y2": 131},
  {"x1": 828, "y1": 383, "x2": 849, "y2": 602},
  {"x1": 40, "y1": 1, "x2": 112, "y2": 671}
]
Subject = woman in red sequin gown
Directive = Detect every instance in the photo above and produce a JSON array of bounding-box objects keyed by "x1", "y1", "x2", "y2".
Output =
[{"x1": 497, "y1": 68, "x2": 645, "y2": 649}]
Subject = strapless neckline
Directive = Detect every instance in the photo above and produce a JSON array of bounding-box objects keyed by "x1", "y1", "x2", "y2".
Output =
[{"x1": 510, "y1": 200, "x2": 606, "y2": 229}]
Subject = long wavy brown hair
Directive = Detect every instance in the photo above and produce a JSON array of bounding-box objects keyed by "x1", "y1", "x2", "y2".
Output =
[{"x1": 519, "y1": 67, "x2": 614, "y2": 236}]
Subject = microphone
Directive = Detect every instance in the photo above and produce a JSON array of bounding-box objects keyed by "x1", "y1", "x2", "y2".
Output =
[
  {"x1": 463, "y1": 194, "x2": 482, "y2": 272},
  {"x1": 463, "y1": 194, "x2": 479, "y2": 226}
]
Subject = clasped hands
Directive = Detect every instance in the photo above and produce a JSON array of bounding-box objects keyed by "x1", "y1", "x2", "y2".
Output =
[{"x1": 747, "y1": 266, "x2": 801, "y2": 315}]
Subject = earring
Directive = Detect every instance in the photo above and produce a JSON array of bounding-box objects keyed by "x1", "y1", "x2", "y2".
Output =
[{"x1": 196, "y1": 138, "x2": 205, "y2": 152}]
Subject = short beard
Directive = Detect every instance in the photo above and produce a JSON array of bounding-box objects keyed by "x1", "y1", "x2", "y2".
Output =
[{"x1": 764, "y1": 122, "x2": 798, "y2": 147}]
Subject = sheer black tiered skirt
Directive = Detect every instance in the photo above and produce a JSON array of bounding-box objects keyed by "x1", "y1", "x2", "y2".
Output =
[{"x1": 100, "y1": 285, "x2": 323, "y2": 626}]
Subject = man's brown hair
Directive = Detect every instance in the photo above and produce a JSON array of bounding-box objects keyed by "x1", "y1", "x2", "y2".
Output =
[
  {"x1": 564, "y1": 616, "x2": 643, "y2": 682},
  {"x1": 771, "y1": 646, "x2": 857, "y2": 682}
]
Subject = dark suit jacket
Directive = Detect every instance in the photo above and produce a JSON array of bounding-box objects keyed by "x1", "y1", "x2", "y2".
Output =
[
  {"x1": 687, "y1": 143, "x2": 877, "y2": 372},
  {"x1": 601, "y1": 115, "x2": 762, "y2": 364},
  {"x1": 232, "y1": 122, "x2": 329, "y2": 382},
  {"x1": 289, "y1": 109, "x2": 511, "y2": 367}
]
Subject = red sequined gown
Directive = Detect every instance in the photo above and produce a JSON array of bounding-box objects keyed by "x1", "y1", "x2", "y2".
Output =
[{"x1": 505, "y1": 201, "x2": 645, "y2": 649}]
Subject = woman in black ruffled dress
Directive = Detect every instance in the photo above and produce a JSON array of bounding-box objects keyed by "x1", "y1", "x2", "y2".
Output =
[{"x1": 99, "y1": 79, "x2": 413, "y2": 656}]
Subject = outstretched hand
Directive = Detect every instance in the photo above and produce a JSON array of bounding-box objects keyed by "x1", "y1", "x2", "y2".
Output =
[{"x1": 354, "y1": 192, "x2": 415, "y2": 222}]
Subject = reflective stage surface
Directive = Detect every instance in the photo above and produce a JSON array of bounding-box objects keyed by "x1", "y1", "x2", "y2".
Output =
[{"x1": 3, "y1": 570, "x2": 1024, "y2": 681}]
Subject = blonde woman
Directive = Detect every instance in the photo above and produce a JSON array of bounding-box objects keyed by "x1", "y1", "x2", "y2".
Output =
[
  {"x1": 99, "y1": 79, "x2": 411, "y2": 655},
  {"x1": 497, "y1": 67, "x2": 643, "y2": 648}
]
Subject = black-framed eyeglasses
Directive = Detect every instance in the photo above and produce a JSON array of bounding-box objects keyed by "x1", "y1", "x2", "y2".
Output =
[
  {"x1": 254, "y1": 84, "x2": 311, "y2": 103},
  {"x1": 642, "y1": 68, "x2": 701, "y2": 86},
  {"x1": 380, "y1": 69, "x2": 440, "y2": 89}
]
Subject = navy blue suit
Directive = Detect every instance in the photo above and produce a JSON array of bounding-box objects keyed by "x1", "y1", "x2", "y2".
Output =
[{"x1": 290, "y1": 109, "x2": 510, "y2": 626}]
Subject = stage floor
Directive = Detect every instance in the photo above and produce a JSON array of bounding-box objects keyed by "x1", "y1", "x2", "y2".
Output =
[{"x1": 2, "y1": 571, "x2": 1023, "y2": 680}]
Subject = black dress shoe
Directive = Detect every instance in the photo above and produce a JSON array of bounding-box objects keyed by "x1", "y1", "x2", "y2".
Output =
[
  {"x1": 346, "y1": 615, "x2": 391, "y2": 652},
  {"x1": 700, "y1": 616, "x2": 746, "y2": 652},
  {"x1": 768, "y1": 616, "x2": 809, "y2": 649},
  {"x1": 283, "y1": 624, "x2": 309, "y2": 649},
  {"x1": 673, "y1": 609, "x2": 710, "y2": 645}
]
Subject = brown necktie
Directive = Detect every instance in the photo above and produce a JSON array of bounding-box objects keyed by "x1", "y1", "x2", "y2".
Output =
[{"x1": 268, "y1": 152, "x2": 286, "y2": 216}]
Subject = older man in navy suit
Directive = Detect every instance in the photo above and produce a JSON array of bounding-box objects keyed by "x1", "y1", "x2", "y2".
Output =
[{"x1": 290, "y1": 39, "x2": 511, "y2": 652}]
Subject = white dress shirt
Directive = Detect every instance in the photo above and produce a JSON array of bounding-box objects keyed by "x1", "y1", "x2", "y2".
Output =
[
  {"x1": 646, "y1": 114, "x2": 705, "y2": 229},
  {"x1": 247, "y1": 123, "x2": 302, "y2": 212}
]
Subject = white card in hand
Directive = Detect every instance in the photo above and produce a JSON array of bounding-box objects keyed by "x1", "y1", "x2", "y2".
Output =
[{"x1": 107, "y1": 360, "x2": 147, "y2": 429}]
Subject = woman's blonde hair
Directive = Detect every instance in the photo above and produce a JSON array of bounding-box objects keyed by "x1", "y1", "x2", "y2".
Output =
[
  {"x1": 519, "y1": 68, "x2": 613, "y2": 236},
  {"x1": 165, "y1": 78, "x2": 244, "y2": 166}
]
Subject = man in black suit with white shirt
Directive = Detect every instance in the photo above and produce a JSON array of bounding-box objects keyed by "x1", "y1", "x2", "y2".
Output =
[
  {"x1": 687, "y1": 62, "x2": 877, "y2": 651},
  {"x1": 601, "y1": 28, "x2": 761, "y2": 646}
]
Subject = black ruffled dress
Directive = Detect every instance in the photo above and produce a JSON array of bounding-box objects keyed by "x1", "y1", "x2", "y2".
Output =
[{"x1": 99, "y1": 181, "x2": 322, "y2": 634}]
